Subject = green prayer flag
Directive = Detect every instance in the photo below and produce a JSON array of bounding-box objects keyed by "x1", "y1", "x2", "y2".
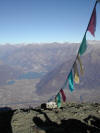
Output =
[
  {"x1": 79, "y1": 34, "x2": 87, "y2": 55},
  {"x1": 56, "y1": 93, "x2": 61, "y2": 108},
  {"x1": 68, "y1": 70, "x2": 74, "y2": 92}
]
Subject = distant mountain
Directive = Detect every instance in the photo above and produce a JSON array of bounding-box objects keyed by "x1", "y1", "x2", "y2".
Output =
[
  {"x1": 0, "y1": 43, "x2": 79, "y2": 85},
  {"x1": 0, "y1": 43, "x2": 79, "y2": 73},
  {"x1": 0, "y1": 41, "x2": 100, "y2": 104},
  {"x1": 0, "y1": 63, "x2": 22, "y2": 85},
  {"x1": 0, "y1": 42, "x2": 99, "y2": 87},
  {"x1": 36, "y1": 44, "x2": 100, "y2": 97}
]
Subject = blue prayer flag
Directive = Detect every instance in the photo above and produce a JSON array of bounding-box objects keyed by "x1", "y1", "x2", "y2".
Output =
[
  {"x1": 56, "y1": 93, "x2": 61, "y2": 108},
  {"x1": 68, "y1": 70, "x2": 74, "y2": 92}
]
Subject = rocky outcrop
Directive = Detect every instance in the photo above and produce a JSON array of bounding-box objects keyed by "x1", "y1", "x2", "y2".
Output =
[{"x1": 5, "y1": 102, "x2": 100, "y2": 133}]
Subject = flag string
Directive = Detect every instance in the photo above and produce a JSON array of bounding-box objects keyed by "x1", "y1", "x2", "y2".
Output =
[{"x1": 52, "y1": 0, "x2": 99, "y2": 107}]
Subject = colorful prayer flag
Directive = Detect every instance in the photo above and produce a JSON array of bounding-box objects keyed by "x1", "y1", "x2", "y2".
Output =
[
  {"x1": 79, "y1": 34, "x2": 87, "y2": 55},
  {"x1": 68, "y1": 70, "x2": 74, "y2": 92},
  {"x1": 56, "y1": 93, "x2": 61, "y2": 108},
  {"x1": 77, "y1": 55, "x2": 84, "y2": 75},
  {"x1": 87, "y1": 6, "x2": 96, "y2": 36},
  {"x1": 73, "y1": 62, "x2": 79, "y2": 84},
  {"x1": 60, "y1": 89, "x2": 66, "y2": 102}
]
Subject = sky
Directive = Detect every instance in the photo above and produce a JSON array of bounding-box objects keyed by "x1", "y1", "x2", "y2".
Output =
[{"x1": 0, "y1": 0, "x2": 100, "y2": 44}]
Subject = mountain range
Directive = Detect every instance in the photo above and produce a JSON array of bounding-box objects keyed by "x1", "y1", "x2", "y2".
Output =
[
  {"x1": 36, "y1": 42, "x2": 100, "y2": 102},
  {"x1": 0, "y1": 41, "x2": 99, "y2": 106},
  {"x1": 36, "y1": 43, "x2": 100, "y2": 93},
  {"x1": 0, "y1": 42, "x2": 79, "y2": 85}
]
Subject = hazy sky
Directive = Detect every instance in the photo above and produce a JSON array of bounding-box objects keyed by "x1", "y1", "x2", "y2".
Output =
[{"x1": 0, "y1": 0, "x2": 100, "y2": 44}]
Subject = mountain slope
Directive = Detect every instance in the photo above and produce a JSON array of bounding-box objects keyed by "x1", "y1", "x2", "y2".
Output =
[
  {"x1": 0, "y1": 64, "x2": 22, "y2": 85},
  {"x1": 0, "y1": 43, "x2": 79, "y2": 72},
  {"x1": 36, "y1": 44, "x2": 100, "y2": 101}
]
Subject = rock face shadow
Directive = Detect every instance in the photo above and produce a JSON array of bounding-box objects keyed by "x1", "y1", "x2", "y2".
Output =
[
  {"x1": 0, "y1": 107, "x2": 14, "y2": 133},
  {"x1": 84, "y1": 115, "x2": 100, "y2": 129},
  {"x1": 33, "y1": 109, "x2": 100, "y2": 133}
]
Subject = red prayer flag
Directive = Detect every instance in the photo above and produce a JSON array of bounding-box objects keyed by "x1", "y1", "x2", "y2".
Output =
[
  {"x1": 87, "y1": 6, "x2": 96, "y2": 36},
  {"x1": 60, "y1": 89, "x2": 66, "y2": 102}
]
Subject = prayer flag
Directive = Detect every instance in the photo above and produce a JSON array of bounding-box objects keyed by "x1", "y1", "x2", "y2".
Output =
[
  {"x1": 87, "y1": 6, "x2": 96, "y2": 36},
  {"x1": 79, "y1": 34, "x2": 87, "y2": 55},
  {"x1": 73, "y1": 62, "x2": 79, "y2": 84},
  {"x1": 60, "y1": 89, "x2": 66, "y2": 102},
  {"x1": 56, "y1": 93, "x2": 61, "y2": 108},
  {"x1": 77, "y1": 55, "x2": 84, "y2": 75},
  {"x1": 68, "y1": 70, "x2": 74, "y2": 92}
]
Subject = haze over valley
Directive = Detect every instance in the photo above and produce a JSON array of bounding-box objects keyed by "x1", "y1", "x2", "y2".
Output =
[{"x1": 0, "y1": 41, "x2": 100, "y2": 108}]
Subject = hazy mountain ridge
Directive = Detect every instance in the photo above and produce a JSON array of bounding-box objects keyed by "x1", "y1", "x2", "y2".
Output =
[
  {"x1": 0, "y1": 41, "x2": 99, "y2": 105},
  {"x1": 0, "y1": 63, "x2": 23, "y2": 85},
  {"x1": 0, "y1": 42, "x2": 79, "y2": 85},
  {"x1": 0, "y1": 43, "x2": 79, "y2": 73},
  {"x1": 36, "y1": 43, "x2": 100, "y2": 101}
]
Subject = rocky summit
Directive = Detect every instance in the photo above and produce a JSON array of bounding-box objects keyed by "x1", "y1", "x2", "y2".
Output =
[{"x1": 0, "y1": 102, "x2": 100, "y2": 133}]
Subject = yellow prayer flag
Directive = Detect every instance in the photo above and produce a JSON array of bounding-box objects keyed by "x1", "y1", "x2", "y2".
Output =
[
  {"x1": 73, "y1": 62, "x2": 79, "y2": 84},
  {"x1": 77, "y1": 55, "x2": 84, "y2": 75}
]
